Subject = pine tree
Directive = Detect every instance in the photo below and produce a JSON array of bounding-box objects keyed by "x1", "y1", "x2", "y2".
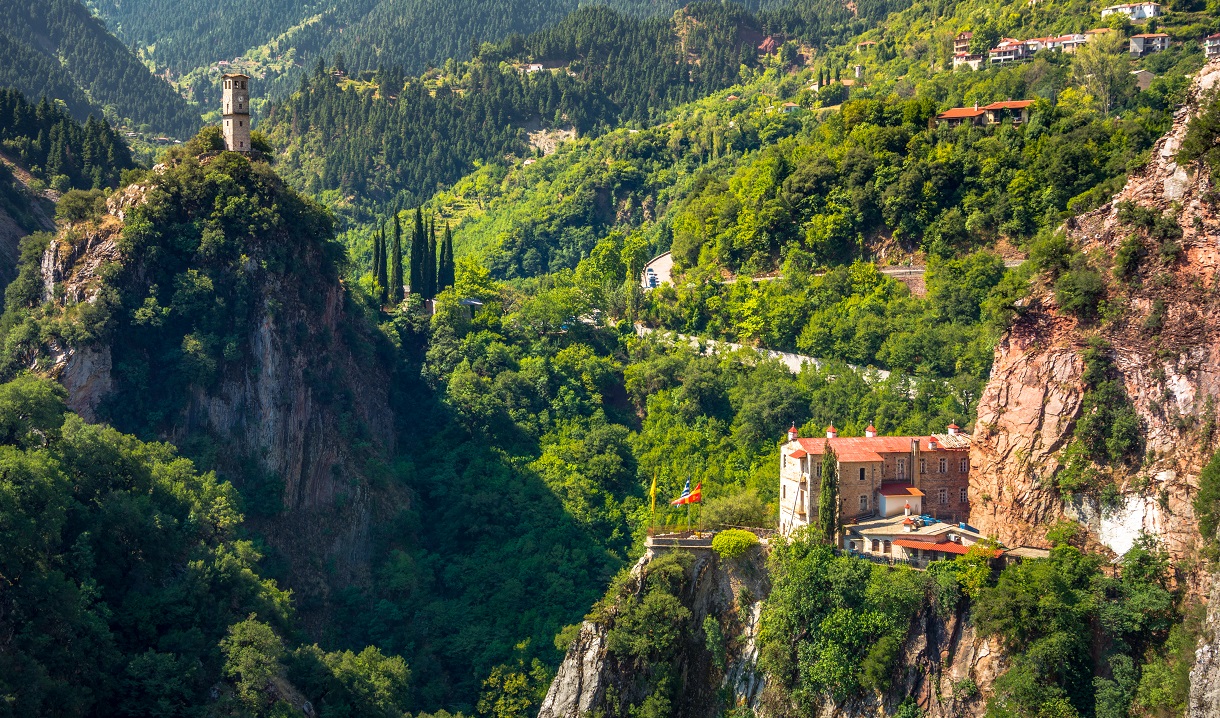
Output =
[
  {"x1": 390, "y1": 213, "x2": 404, "y2": 304},
  {"x1": 438, "y1": 223, "x2": 455, "y2": 292},
  {"x1": 818, "y1": 443, "x2": 839, "y2": 544}
]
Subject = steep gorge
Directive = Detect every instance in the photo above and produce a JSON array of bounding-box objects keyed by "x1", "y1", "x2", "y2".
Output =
[{"x1": 23, "y1": 146, "x2": 397, "y2": 625}]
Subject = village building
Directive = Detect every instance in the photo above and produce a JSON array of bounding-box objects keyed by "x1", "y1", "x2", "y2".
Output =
[
  {"x1": 1130, "y1": 33, "x2": 1170, "y2": 56},
  {"x1": 1131, "y1": 69, "x2": 1156, "y2": 91},
  {"x1": 935, "y1": 105, "x2": 987, "y2": 126},
  {"x1": 778, "y1": 423, "x2": 973, "y2": 538},
  {"x1": 781, "y1": 102, "x2": 801, "y2": 114},
  {"x1": 953, "y1": 52, "x2": 985, "y2": 70},
  {"x1": 989, "y1": 38, "x2": 1030, "y2": 64},
  {"x1": 845, "y1": 513, "x2": 988, "y2": 567},
  {"x1": 221, "y1": 73, "x2": 251, "y2": 153},
  {"x1": 983, "y1": 99, "x2": 1034, "y2": 124},
  {"x1": 953, "y1": 31, "x2": 973, "y2": 55},
  {"x1": 1101, "y1": 1, "x2": 1162, "y2": 19},
  {"x1": 1206, "y1": 33, "x2": 1220, "y2": 60}
]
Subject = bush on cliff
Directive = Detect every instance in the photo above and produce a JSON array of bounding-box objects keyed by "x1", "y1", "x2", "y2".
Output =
[{"x1": 712, "y1": 528, "x2": 760, "y2": 559}]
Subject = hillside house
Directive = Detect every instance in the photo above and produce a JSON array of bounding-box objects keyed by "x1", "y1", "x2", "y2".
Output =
[
  {"x1": 984, "y1": 100, "x2": 1034, "y2": 124},
  {"x1": 1131, "y1": 69, "x2": 1155, "y2": 90},
  {"x1": 953, "y1": 31, "x2": 973, "y2": 54},
  {"x1": 778, "y1": 423, "x2": 972, "y2": 537},
  {"x1": 989, "y1": 38, "x2": 1030, "y2": 64},
  {"x1": 856, "y1": 40, "x2": 878, "y2": 51},
  {"x1": 935, "y1": 105, "x2": 987, "y2": 126},
  {"x1": 1206, "y1": 33, "x2": 1220, "y2": 59},
  {"x1": 953, "y1": 52, "x2": 985, "y2": 70},
  {"x1": 1101, "y1": 2, "x2": 1162, "y2": 19},
  {"x1": 1130, "y1": 33, "x2": 1170, "y2": 56}
]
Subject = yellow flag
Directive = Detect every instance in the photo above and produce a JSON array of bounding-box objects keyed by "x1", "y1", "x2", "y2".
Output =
[{"x1": 650, "y1": 475, "x2": 657, "y2": 513}]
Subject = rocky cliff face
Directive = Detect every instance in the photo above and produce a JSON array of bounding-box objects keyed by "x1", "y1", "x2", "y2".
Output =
[
  {"x1": 540, "y1": 546, "x2": 770, "y2": 718},
  {"x1": 36, "y1": 162, "x2": 397, "y2": 623},
  {"x1": 540, "y1": 546, "x2": 1006, "y2": 718},
  {"x1": 970, "y1": 61, "x2": 1220, "y2": 568}
]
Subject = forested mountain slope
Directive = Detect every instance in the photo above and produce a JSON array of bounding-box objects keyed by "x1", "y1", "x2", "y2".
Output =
[
  {"x1": 0, "y1": 0, "x2": 200, "y2": 137},
  {"x1": 262, "y1": 0, "x2": 899, "y2": 214},
  {"x1": 0, "y1": 89, "x2": 133, "y2": 289},
  {"x1": 94, "y1": 0, "x2": 853, "y2": 89}
]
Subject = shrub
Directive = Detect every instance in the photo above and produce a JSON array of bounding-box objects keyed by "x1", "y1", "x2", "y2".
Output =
[
  {"x1": 55, "y1": 188, "x2": 106, "y2": 223},
  {"x1": 702, "y1": 491, "x2": 770, "y2": 528},
  {"x1": 1194, "y1": 450, "x2": 1220, "y2": 543},
  {"x1": 1113, "y1": 235, "x2": 1144, "y2": 282},
  {"x1": 1054, "y1": 258, "x2": 1106, "y2": 320},
  {"x1": 712, "y1": 529, "x2": 760, "y2": 560}
]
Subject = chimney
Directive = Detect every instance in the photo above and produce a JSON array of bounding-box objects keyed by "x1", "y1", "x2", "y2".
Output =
[
  {"x1": 787, "y1": 424, "x2": 799, "y2": 441},
  {"x1": 826, "y1": 424, "x2": 838, "y2": 439},
  {"x1": 865, "y1": 423, "x2": 877, "y2": 438},
  {"x1": 904, "y1": 502, "x2": 911, "y2": 516},
  {"x1": 929, "y1": 436, "x2": 938, "y2": 449},
  {"x1": 947, "y1": 423, "x2": 960, "y2": 436}
]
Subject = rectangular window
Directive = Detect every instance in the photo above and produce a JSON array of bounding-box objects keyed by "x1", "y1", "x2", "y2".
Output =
[
  {"x1": 939, "y1": 488, "x2": 948, "y2": 504},
  {"x1": 859, "y1": 467, "x2": 866, "y2": 481},
  {"x1": 859, "y1": 495, "x2": 868, "y2": 512},
  {"x1": 920, "y1": 458, "x2": 926, "y2": 474},
  {"x1": 961, "y1": 458, "x2": 969, "y2": 473},
  {"x1": 897, "y1": 459, "x2": 906, "y2": 479},
  {"x1": 817, "y1": 464, "x2": 822, "y2": 478},
  {"x1": 782, "y1": 485, "x2": 787, "y2": 499},
  {"x1": 961, "y1": 488, "x2": 968, "y2": 504},
  {"x1": 939, "y1": 458, "x2": 947, "y2": 474}
]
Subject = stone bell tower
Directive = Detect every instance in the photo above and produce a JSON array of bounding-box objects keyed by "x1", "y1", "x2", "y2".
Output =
[{"x1": 222, "y1": 73, "x2": 251, "y2": 152}]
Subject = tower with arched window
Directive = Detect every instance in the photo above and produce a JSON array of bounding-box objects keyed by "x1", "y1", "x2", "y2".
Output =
[{"x1": 221, "y1": 73, "x2": 251, "y2": 152}]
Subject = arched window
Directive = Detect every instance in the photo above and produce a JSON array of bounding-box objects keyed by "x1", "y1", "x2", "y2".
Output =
[
  {"x1": 859, "y1": 495, "x2": 868, "y2": 512},
  {"x1": 871, "y1": 539, "x2": 880, "y2": 552}
]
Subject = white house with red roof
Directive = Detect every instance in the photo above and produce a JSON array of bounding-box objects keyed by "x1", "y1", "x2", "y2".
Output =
[
  {"x1": 778, "y1": 423, "x2": 972, "y2": 537},
  {"x1": 1206, "y1": 33, "x2": 1220, "y2": 59}
]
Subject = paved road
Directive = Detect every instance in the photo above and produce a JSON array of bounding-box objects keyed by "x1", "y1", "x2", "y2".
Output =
[{"x1": 634, "y1": 324, "x2": 890, "y2": 380}]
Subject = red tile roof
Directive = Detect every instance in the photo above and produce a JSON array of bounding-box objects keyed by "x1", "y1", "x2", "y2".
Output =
[
  {"x1": 982, "y1": 100, "x2": 1035, "y2": 110},
  {"x1": 893, "y1": 538, "x2": 972, "y2": 555},
  {"x1": 878, "y1": 484, "x2": 925, "y2": 497},
  {"x1": 936, "y1": 106, "x2": 987, "y2": 119},
  {"x1": 794, "y1": 434, "x2": 965, "y2": 455}
]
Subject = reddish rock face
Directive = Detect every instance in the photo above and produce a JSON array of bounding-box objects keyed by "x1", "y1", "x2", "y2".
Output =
[{"x1": 970, "y1": 61, "x2": 1220, "y2": 580}]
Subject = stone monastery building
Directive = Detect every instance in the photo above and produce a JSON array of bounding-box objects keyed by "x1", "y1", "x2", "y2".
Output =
[{"x1": 779, "y1": 423, "x2": 972, "y2": 536}]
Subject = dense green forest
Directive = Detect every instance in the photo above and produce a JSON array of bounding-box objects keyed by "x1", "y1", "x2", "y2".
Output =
[
  {"x1": 0, "y1": 90, "x2": 134, "y2": 193},
  {"x1": 261, "y1": 0, "x2": 914, "y2": 214},
  {"x1": 0, "y1": 0, "x2": 200, "y2": 137},
  {"x1": 0, "y1": 374, "x2": 413, "y2": 716}
]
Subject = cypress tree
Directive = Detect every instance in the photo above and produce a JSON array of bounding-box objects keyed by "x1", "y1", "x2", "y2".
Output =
[
  {"x1": 819, "y1": 443, "x2": 839, "y2": 544},
  {"x1": 438, "y1": 223, "x2": 455, "y2": 291},
  {"x1": 375, "y1": 225, "x2": 388, "y2": 305},
  {"x1": 390, "y1": 212, "x2": 404, "y2": 304},
  {"x1": 425, "y1": 216, "x2": 438, "y2": 299},
  {"x1": 409, "y1": 208, "x2": 425, "y2": 297}
]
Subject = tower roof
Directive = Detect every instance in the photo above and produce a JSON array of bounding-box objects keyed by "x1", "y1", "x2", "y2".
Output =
[{"x1": 222, "y1": 72, "x2": 250, "y2": 79}]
